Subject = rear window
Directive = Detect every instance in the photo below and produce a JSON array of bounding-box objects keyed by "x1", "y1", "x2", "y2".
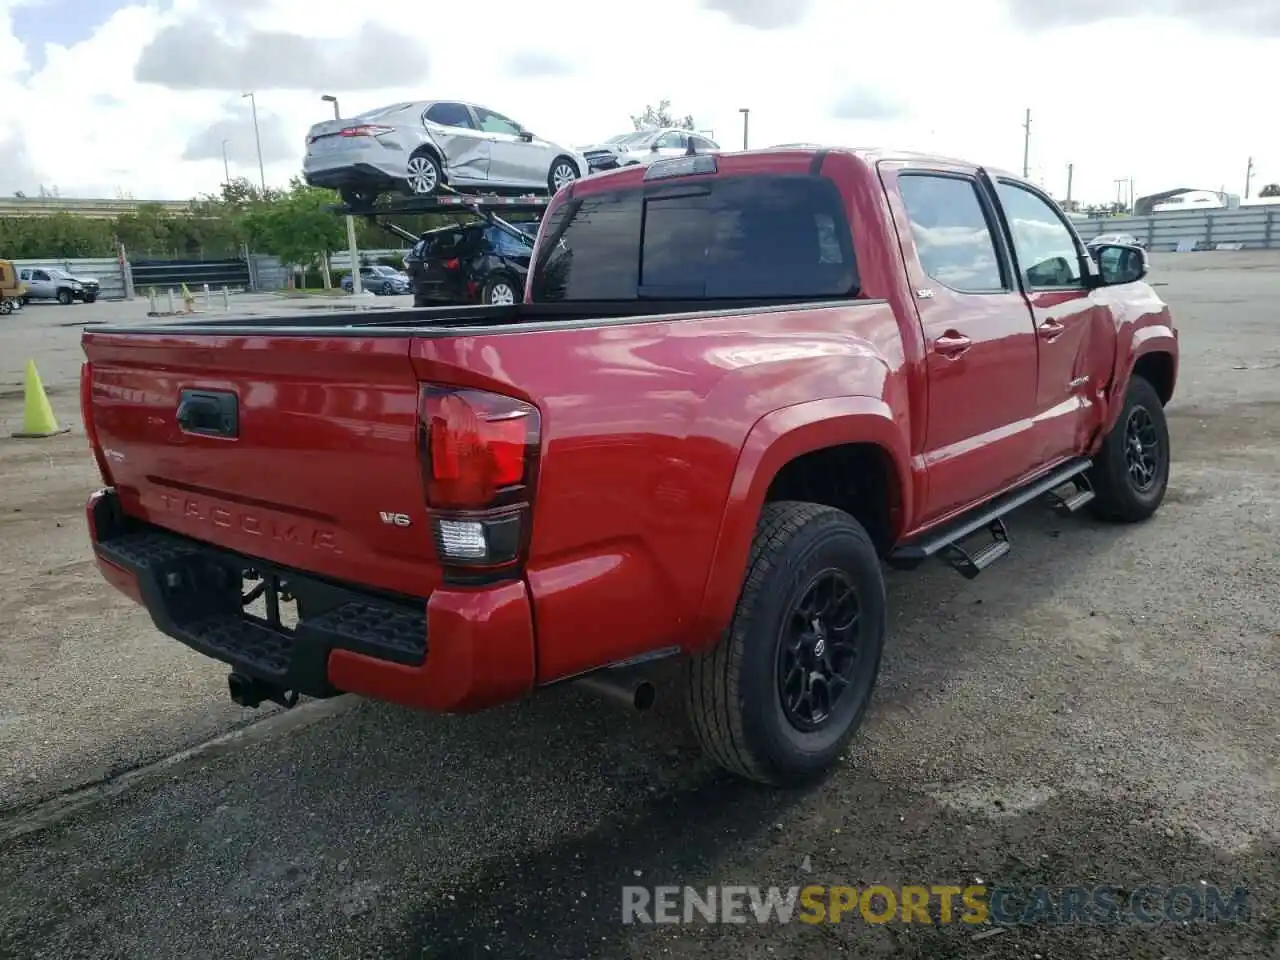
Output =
[
  {"x1": 417, "y1": 228, "x2": 477, "y2": 257},
  {"x1": 529, "y1": 174, "x2": 858, "y2": 302}
]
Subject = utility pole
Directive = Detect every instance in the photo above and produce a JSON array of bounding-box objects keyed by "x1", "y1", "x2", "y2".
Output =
[
  {"x1": 1066, "y1": 163, "x2": 1074, "y2": 209},
  {"x1": 242, "y1": 91, "x2": 266, "y2": 194},
  {"x1": 1021, "y1": 108, "x2": 1031, "y2": 178},
  {"x1": 221, "y1": 139, "x2": 231, "y2": 186},
  {"x1": 739, "y1": 108, "x2": 750, "y2": 150},
  {"x1": 1245, "y1": 156, "x2": 1254, "y2": 198},
  {"x1": 322, "y1": 94, "x2": 363, "y2": 298}
]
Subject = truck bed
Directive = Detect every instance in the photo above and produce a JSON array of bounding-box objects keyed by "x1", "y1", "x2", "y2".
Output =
[{"x1": 101, "y1": 296, "x2": 865, "y2": 336}]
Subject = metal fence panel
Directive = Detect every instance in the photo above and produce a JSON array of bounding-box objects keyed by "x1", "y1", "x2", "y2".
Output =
[
  {"x1": 249, "y1": 255, "x2": 290, "y2": 292},
  {"x1": 12, "y1": 257, "x2": 129, "y2": 299},
  {"x1": 130, "y1": 258, "x2": 250, "y2": 292},
  {"x1": 1070, "y1": 208, "x2": 1280, "y2": 251}
]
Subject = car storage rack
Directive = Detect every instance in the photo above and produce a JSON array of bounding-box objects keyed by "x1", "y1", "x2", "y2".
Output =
[{"x1": 327, "y1": 188, "x2": 552, "y2": 245}]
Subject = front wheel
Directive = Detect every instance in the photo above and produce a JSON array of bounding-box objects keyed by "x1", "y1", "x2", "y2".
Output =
[
  {"x1": 683, "y1": 501, "x2": 888, "y2": 786},
  {"x1": 83, "y1": 293, "x2": 97, "y2": 304},
  {"x1": 1087, "y1": 374, "x2": 1170, "y2": 522},
  {"x1": 56, "y1": 288, "x2": 72, "y2": 305},
  {"x1": 547, "y1": 157, "x2": 579, "y2": 194}
]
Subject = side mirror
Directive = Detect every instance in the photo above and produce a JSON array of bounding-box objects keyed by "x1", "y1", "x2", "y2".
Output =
[
  {"x1": 650, "y1": 141, "x2": 661, "y2": 152},
  {"x1": 1091, "y1": 243, "x2": 1149, "y2": 286},
  {"x1": 517, "y1": 131, "x2": 534, "y2": 142}
]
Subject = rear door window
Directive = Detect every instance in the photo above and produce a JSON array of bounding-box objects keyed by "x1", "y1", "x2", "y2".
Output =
[
  {"x1": 530, "y1": 174, "x2": 858, "y2": 301},
  {"x1": 424, "y1": 228, "x2": 474, "y2": 257},
  {"x1": 424, "y1": 102, "x2": 475, "y2": 129}
]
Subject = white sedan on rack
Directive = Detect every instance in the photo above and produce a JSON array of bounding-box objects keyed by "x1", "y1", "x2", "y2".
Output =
[
  {"x1": 303, "y1": 100, "x2": 590, "y2": 206},
  {"x1": 576, "y1": 128, "x2": 721, "y2": 174}
]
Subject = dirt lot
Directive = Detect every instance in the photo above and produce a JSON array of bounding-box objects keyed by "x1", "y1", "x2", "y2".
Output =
[{"x1": 0, "y1": 259, "x2": 1276, "y2": 959}]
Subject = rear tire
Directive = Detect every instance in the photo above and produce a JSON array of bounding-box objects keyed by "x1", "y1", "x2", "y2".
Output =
[
  {"x1": 683, "y1": 501, "x2": 887, "y2": 786},
  {"x1": 405, "y1": 151, "x2": 443, "y2": 196},
  {"x1": 340, "y1": 186, "x2": 379, "y2": 208},
  {"x1": 56, "y1": 288, "x2": 72, "y2": 305},
  {"x1": 1087, "y1": 374, "x2": 1170, "y2": 522},
  {"x1": 482, "y1": 276, "x2": 518, "y2": 305}
]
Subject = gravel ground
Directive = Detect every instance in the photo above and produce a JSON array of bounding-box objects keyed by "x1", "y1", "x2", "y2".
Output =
[{"x1": 0, "y1": 255, "x2": 1276, "y2": 959}]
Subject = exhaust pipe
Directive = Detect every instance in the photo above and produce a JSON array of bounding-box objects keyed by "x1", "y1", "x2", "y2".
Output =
[
  {"x1": 571, "y1": 668, "x2": 656, "y2": 712},
  {"x1": 228, "y1": 672, "x2": 299, "y2": 709}
]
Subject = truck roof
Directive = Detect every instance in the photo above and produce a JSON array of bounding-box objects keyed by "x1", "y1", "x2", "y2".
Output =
[{"x1": 581, "y1": 144, "x2": 1023, "y2": 186}]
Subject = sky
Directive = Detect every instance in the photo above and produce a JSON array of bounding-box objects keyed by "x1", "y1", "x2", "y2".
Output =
[{"x1": 0, "y1": 0, "x2": 1278, "y2": 204}]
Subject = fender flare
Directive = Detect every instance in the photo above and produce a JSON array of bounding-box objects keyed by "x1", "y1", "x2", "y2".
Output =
[
  {"x1": 689, "y1": 396, "x2": 912, "y2": 650},
  {"x1": 1102, "y1": 326, "x2": 1178, "y2": 436}
]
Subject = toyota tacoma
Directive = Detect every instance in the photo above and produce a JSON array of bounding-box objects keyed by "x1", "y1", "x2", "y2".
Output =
[{"x1": 80, "y1": 147, "x2": 1177, "y2": 785}]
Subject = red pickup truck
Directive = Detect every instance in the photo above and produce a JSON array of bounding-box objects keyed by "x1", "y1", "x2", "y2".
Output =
[{"x1": 81, "y1": 147, "x2": 1177, "y2": 786}]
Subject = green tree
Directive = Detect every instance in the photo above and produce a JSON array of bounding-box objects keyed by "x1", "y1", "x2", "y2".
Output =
[
  {"x1": 630, "y1": 99, "x2": 695, "y2": 131},
  {"x1": 242, "y1": 177, "x2": 347, "y2": 280},
  {"x1": 1259, "y1": 183, "x2": 1280, "y2": 198}
]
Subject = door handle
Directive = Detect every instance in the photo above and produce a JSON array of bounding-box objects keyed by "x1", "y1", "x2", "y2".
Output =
[
  {"x1": 176, "y1": 389, "x2": 239, "y2": 437},
  {"x1": 933, "y1": 331, "x2": 972, "y2": 357},
  {"x1": 1038, "y1": 318, "x2": 1066, "y2": 340}
]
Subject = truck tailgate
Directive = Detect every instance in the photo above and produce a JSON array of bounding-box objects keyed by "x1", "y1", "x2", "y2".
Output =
[{"x1": 83, "y1": 331, "x2": 442, "y2": 599}]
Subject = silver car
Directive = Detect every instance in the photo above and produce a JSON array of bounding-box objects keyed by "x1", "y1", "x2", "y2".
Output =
[
  {"x1": 303, "y1": 100, "x2": 590, "y2": 204},
  {"x1": 576, "y1": 128, "x2": 720, "y2": 174}
]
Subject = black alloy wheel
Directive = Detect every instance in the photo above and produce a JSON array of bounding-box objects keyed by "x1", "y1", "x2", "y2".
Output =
[{"x1": 777, "y1": 569, "x2": 862, "y2": 732}]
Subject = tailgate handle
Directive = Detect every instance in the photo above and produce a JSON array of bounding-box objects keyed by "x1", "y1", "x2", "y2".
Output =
[{"x1": 176, "y1": 390, "x2": 239, "y2": 438}]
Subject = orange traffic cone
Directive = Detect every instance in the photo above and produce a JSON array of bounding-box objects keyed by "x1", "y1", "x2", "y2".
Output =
[{"x1": 11, "y1": 359, "x2": 70, "y2": 438}]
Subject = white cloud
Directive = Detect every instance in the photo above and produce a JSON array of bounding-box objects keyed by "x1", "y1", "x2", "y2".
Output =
[{"x1": 0, "y1": 0, "x2": 1278, "y2": 203}]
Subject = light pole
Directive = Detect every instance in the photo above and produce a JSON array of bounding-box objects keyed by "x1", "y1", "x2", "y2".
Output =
[
  {"x1": 242, "y1": 91, "x2": 266, "y2": 194},
  {"x1": 1022, "y1": 108, "x2": 1031, "y2": 178},
  {"x1": 322, "y1": 94, "x2": 364, "y2": 298},
  {"x1": 738, "y1": 108, "x2": 750, "y2": 150},
  {"x1": 221, "y1": 139, "x2": 231, "y2": 186}
]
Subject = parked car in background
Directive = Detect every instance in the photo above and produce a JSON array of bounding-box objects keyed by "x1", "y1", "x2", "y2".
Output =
[
  {"x1": 303, "y1": 100, "x2": 589, "y2": 206},
  {"x1": 340, "y1": 264, "x2": 409, "y2": 295},
  {"x1": 19, "y1": 266, "x2": 99, "y2": 304},
  {"x1": 1087, "y1": 232, "x2": 1146, "y2": 251},
  {"x1": 577, "y1": 128, "x2": 720, "y2": 173},
  {"x1": 404, "y1": 219, "x2": 538, "y2": 305}
]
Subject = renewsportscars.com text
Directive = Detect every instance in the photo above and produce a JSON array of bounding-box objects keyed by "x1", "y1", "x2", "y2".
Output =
[{"x1": 621, "y1": 884, "x2": 1250, "y2": 926}]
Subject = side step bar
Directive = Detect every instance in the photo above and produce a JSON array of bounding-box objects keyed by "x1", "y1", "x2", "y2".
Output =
[{"x1": 888, "y1": 457, "x2": 1093, "y2": 577}]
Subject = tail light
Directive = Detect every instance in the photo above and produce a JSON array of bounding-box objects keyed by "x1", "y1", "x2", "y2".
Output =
[
  {"x1": 442, "y1": 258, "x2": 460, "y2": 270},
  {"x1": 417, "y1": 385, "x2": 541, "y2": 573},
  {"x1": 340, "y1": 124, "x2": 394, "y2": 138},
  {"x1": 79, "y1": 362, "x2": 114, "y2": 485}
]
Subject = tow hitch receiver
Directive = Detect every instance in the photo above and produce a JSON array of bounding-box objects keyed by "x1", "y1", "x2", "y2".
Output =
[{"x1": 228, "y1": 672, "x2": 300, "y2": 709}]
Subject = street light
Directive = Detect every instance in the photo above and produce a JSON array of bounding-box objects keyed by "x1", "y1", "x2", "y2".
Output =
[
  {"x1": 242, "y1": 91, "x2": 266, "y2": 193},
  {"x1": 738, "y1": 108, "x2": 750, "y2": 150},
  {"x1": 221, "y1": 138, "x2": 231, "y2": 186},
  {"x1": 322, "y1": 93, "x2": 363, "y2": 298}
]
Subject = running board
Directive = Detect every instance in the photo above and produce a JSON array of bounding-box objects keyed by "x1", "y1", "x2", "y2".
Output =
[
  {"x1": 1046, "y1": 473, "x2": 1096, "y2": 515},
  {"x1": 888, "y1": 457, "x2": 1093, "y2": 575}
]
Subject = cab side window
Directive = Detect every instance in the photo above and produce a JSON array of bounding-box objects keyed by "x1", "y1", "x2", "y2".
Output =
[
  {"x1": 897, "y1": 173, "x2": 1006, "y2": 293},
  {"x1": 994, "y1": 181, "x2": 1084, "y2": 289}
]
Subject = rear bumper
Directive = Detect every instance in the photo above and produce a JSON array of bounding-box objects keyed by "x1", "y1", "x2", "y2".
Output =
[
  {"x1": 303, "y1": 162, "x2": 401, "y2": 190},
  {"x1": 86, "y1": 488, "x2": 535, "y2": 713}
]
